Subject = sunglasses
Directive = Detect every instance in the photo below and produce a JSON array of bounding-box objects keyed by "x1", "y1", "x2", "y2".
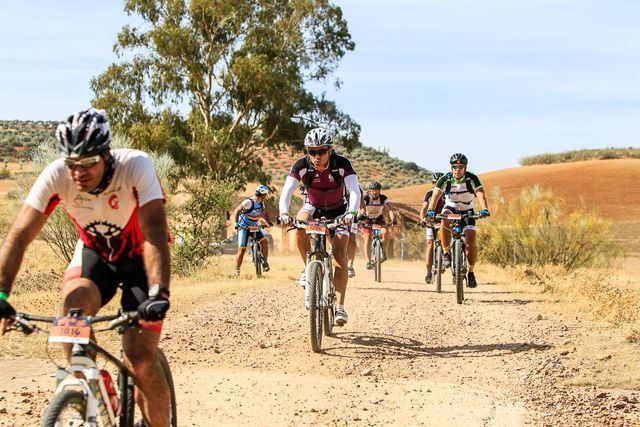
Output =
[
  {"x1": 451, "y1": 164, "x2": 465, "y2": 170},
  {"x1": 64, "y1": 155, "x2": 102, "y2": 169},
  {"x1": 307, "y1": 148, "x2": 330, "y2": 157}
]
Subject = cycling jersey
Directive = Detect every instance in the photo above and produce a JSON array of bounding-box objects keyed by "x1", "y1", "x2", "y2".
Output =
[
  {"x1": 435, "y1": 172, "x2": 483, "y2": 211},
  {"x1": 25, "y1": 149, "x2": 165, "y2": 264},
  {"x1": 423, "y1": 189, "x2": 445, "y2": 214},
  {"x1": 286, "y1": 153, "x2": 357, "y2": 210},
  {"x1": 363, "y1": 193, "x2": 390, "y2": 219},
  {"x1": 238, "y1": 197, "x2": 265, "y2": 228}
]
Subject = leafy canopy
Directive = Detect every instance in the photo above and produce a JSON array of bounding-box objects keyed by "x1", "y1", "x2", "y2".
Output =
[{"x1": 92, "y1": 0, "x2": 360, "y2": 186}]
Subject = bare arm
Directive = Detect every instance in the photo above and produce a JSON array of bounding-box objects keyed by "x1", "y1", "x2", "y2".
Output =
[
  {"x1": 427, "y1": 188, "x2": 443, "y2": 211},
  {"x1": 262, "y1": 201, "x2": 274, "y2": 224},
  {"x1": 232, "y1": 204, "x2": 243, "y2": 223},
  {"x1": 475, "y1": 188, "x2": 489, "y2": 211},
  {"x1": 138, "y1": 199, "x2": 171, "y2": 290},
  {"x1": 0, "y1": 204, "x2": 49, "y2": 295},
  {"x1": 419, "y1": 201, "x2": 428, "y2": 219}
]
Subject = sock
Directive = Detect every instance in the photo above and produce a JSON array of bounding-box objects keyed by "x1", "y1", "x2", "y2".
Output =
[
  {"x1": 443, "y1": 247, "x2": 450, "y2": 253},
  {"x1": 337, "y1": 304, "x2": 344, "y2": 311},
  {"x1": 468, "y1": 265, "x2": 475, "y2": 273}
]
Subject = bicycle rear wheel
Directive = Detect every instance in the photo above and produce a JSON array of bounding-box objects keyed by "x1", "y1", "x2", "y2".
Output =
[
  {"x1": 40, "y1": 389, "x2": 86, "y2": 427},
  {"x1": 453, "y1": 239, "x2": 464, "y2": 304},
  {"x1": 158, "y1": 349, "x2": 178, "y2": 427},
  {"x1": 374, "y1": 240, "x2": 382, "y2": 282},
  {"x1": 434, "y1": 243, "x2": 443, "y2": 293},
  {"x1": 307, "y1": 262, "x2": 324, "y2": 352}
]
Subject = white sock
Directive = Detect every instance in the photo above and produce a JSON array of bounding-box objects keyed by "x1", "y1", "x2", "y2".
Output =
[{"x1": 337, "y1": 304, "x2": 344, "y2": 311}]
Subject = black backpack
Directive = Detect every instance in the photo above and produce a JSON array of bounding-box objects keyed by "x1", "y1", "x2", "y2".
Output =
[
  {"x1": 302, "y1": 154, "x2": 344, "y2": 190},
  {"x1": 443, "y1": 172, "x2": 475, "y2": 196}
]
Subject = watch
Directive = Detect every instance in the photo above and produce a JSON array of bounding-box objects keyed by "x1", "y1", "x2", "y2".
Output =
[{"x1": 148, "y1": 284, "x2": 170, "y2": 299}]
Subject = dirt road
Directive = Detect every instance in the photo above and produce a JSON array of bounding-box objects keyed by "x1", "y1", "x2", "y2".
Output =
[{"x1": 1, "y1": 257, "x2": 639, "y2": 426}]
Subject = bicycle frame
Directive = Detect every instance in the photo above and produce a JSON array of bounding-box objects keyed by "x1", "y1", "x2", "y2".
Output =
[{"x1": 12, "y1": 311, "x2": 142, "y2": 427}]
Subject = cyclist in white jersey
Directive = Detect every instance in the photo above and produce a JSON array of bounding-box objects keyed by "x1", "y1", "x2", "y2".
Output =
[
  {"x1": 426, "y1": 153, "x2": 490, "y2": 288},
  {"x1": 0, "y1": 109, "x2": 172, "y2": 426},
  {"x1": 232, "y1": 184, "x2": 274, "y2": 275},
  {"x1": 360, "y1": 180, "x2": 396, "y2": 270}
]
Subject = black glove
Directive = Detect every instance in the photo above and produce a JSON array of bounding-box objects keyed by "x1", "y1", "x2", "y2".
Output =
[
  {"x1": 0, "y1": 299, "x2": 16, "y2": 320},
  {"x1": 137, "y1": 297, "x2": 170, "y2": 321}
]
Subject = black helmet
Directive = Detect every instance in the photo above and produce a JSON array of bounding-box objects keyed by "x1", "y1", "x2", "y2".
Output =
[
  {"x1": 431, "y1": 172, "x2": 444, "y2": 183},
  {"x1": 367, "y1": 180, "x2": 382, "y2": 190},
  {"x1": 55, "y1": 108, "x2": 111, "y2": 158},
  {"x1": 449, "y1": 153, "x2": 468, "y2": 166}
]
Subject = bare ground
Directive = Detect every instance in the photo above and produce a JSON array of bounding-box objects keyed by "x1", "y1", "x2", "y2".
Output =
[{"x1": 1, "y1": 257, "x2": 639, "y2": 426}]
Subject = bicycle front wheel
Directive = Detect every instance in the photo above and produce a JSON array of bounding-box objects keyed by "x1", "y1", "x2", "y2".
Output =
[
  {"x1": 307, "y1": 262, "x2": 324, "y2": 352},
  {"x1": 40, "y1": 389, "x2": 86, "y2": 427},
  {"x1": 119, "y1": 349, "x2": 177, "y2": 427},
  {"x1": 252, "y1": 241, "x2": 262, "y2": 278},
  {"x1": 374, "y1": 240, "x2": 382, "y2": 282},
  {"x1": 453, "y1": 239, "x2": 464, "y2": 304},
  {"x1": 435, "y1": 243, "x2": 443, "y2": 293}
]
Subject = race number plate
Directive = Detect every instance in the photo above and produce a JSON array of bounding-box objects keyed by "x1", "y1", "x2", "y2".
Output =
[
  {"x1": 372, "y1": 224, "x2": 384, "y2": 230},
  {"x1": 249, "y1": 226, "x2": 260, "y2": 232},
  {"x1": 446, "y1": 214, "x2": 462, "y2": 220},
  {"x1": 305, "y1": 223, "x2": 327, "y2": 235},
  {"x1": 49, "y1": 317, "x2": 91, "y2": 344}
]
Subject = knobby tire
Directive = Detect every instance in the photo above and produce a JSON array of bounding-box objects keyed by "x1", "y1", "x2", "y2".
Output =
[
  {"x1": 374, "y1": 240, "x2": 382, "y2": 282},
  {"x1": 435, "y1": 243, "x2": 443, "y2": 293},
  {"x1": 308, "y1": 262, "x2": 324, "y2": 352},
  {"x1": 454, "y1": 239, "x2": 464, "y2": 304},
  {"x1": 40, "y1": 389, "x2": 86, "y2": 427}
]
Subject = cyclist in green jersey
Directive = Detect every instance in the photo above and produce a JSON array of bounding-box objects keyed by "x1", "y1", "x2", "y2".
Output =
[{"x1": 426, "y1": 153, "x2": 490, "y2": 288}]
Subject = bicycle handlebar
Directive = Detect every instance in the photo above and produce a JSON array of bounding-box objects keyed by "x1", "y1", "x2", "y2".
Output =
[{"x1": 11, "y1": 311, "x2": 140, "y2": 335}]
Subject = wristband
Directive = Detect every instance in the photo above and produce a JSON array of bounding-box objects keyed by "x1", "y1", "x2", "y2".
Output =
[
  {"x1": 349, "y1": 210, "x2": 358, "y2": 215},
  {"x1": 0, "y1": 291, "x2": 9, "y2": 301}
]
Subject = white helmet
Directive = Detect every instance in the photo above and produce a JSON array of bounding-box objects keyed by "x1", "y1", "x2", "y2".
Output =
[
  {"x1": 255, "y1": 185, "x2": 270, "y2": 196},
  {"x1": 304, "y1": 128, "x2": 333, "y2": 147}
]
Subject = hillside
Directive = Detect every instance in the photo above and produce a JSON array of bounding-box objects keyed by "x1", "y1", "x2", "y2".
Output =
[
  {"x1": 262, "y1": 144, "x2": 432, "y2": 188},
  {"x1": 520, "y1": 147, "x2": 640, "y2": 166},
  {"x1": 0, "y1": 120, "x2": 432, "y2": 189},
  {"x1": 385, "y1": 158, "x2": 640, "y2": 223}
]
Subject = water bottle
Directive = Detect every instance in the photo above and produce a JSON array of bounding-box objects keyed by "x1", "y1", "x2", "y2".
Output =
[{"x1": 100, "y1": 369, "x2": 120, "y2": 414}]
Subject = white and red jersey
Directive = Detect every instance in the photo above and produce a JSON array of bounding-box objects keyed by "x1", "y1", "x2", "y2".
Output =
[{"x1": 25, "y1": 149, "x2": 165, "y2": 263}]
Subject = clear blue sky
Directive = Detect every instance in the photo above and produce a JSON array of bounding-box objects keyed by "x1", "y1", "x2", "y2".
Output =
[{"x1": 1, "y1": 1, "x2": 639, "y2": 173}]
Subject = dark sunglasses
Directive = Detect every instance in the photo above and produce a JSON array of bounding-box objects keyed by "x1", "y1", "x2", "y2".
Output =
[
  {"x1": 451, "y1": 164, "x2": 465, "y2": 170},
  {"x1": 307, "y1": 148, "x2": 330, "y2": 157},
  {"x1": 64, "y1": 155, "x2": 102, "y2": 169}
]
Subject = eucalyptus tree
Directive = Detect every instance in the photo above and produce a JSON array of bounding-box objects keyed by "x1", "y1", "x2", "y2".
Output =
[{"x1": 92, "y1": 0, "x2": 360, "y2": 185}]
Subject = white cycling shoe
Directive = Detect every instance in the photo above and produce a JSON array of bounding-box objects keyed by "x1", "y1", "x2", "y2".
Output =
[{"x1": 334, "y1": 307, "x2": 349, "y2": 327}]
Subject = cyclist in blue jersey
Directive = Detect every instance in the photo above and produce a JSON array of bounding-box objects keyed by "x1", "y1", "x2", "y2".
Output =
[{"x1": 232, "y1": 185, "x2": 274, "y2": 275}]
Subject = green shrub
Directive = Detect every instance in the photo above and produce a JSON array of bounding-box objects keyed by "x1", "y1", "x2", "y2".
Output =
[
  {"x1": 171, "y1": 177, "x2": 236, "y2": 277},
  {"x1": 478, "y1": 186, "x2": 622, "y2": 270}
]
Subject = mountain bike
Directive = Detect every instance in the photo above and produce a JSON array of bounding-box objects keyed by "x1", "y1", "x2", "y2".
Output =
[
  {"x1": 359, "y1": 217, "x2": 390, "y2": 283},
  {"x1": 435, "y1": 212, "x2": 483, "y2": 304},
  {"x1": 291, "y1": 218, "x2": 339, "y2": 353},
  {"x1": 246, "y1": 224, "x2": 269, "y2": 278},
  {"x1": 10, "y1": 309, "x2": 177, "y2": 427},
  {"x1": 421, "y1": 221, "x2": 444, "y2": 293}
]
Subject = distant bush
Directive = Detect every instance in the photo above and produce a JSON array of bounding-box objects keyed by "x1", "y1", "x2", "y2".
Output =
[
  {"x1": 520, "y1": 147, "x2": 640, "y2": 166},
  {"x1": 401, "y1": 226, "x2": 425, "y2": 261},
  {"x1": 478, "y1": 186, "x2": 622, "y2": 270}
]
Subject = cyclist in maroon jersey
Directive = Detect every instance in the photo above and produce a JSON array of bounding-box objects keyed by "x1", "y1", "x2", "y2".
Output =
[{"x1": 278, "y1": 128, "x2": 361, "y2": 326}]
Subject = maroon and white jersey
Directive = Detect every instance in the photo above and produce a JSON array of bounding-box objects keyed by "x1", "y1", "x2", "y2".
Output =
[
  {"x1": 25, "y1": 149, "x2": 164, "y2": 263},
  {"x1": 287, "y1": 154, "x2": 357, "y2": 209}
]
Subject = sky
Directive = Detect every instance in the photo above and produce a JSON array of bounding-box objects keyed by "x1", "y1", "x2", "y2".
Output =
[{"x1": 1, "y1": 1, "x2": 639, "y2": 173}]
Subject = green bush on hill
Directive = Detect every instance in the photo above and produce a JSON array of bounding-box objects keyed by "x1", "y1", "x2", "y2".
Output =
[{"x1": 520, "y1": 147, "x2": 640, "y2": 166}]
